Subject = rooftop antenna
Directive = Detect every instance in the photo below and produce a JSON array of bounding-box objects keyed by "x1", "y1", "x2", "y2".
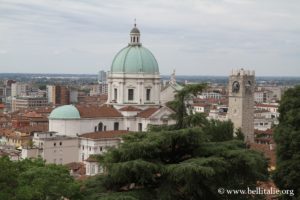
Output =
[{"x1": 134, "y1": 18, "x2": 136, "y2": 27}]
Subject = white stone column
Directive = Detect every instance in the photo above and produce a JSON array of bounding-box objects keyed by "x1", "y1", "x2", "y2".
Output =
[{"x1": 107, "y1": 78, "x2": 112, "y2": 103}]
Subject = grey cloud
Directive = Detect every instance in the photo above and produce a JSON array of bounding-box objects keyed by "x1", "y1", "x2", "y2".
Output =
[{"x1": 0, "y1": 0, "x2": 300, "y2": 76}]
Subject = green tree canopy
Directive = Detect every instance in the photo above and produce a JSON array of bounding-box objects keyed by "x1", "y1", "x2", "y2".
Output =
[
  {"x1": 0, "y1": 157, "x2": 81, "y2": 200},
  {"x1": 274, "y1": 85, "x2": 300, "y2": 199},
  {"x1": 82, "y1": 126, "x2": 268, "y2": 200},
  {"x1": 167, "y1": 83, "x2": 208, "y2": 129}
]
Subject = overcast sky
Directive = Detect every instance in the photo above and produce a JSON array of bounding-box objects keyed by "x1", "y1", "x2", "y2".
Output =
[{"x1": 0, "y1": 0, "x2": 300, "y2": 76}]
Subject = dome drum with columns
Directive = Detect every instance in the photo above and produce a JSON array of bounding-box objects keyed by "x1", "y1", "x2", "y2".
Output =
[{"x1": 107, "y1": 24, "x2": 161, "y2": 106}]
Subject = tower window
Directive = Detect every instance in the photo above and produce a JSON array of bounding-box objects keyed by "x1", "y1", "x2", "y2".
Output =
[
  {"x1": 128, "y1": 89, "x2": 134, "y2": 101},
  {"x1": 114, "y1": 88, "x2": 117, "y2": 101},
  {"x1": 146, "y1": 89, "x2": 151, "y2": 101}
]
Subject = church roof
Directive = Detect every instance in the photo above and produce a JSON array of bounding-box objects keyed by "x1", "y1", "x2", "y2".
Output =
[
  {"x1": 76, "y1": 105, "x2": 123, "y2": 118},
  {"x1": 49, "y1": 104, "x2": 123, "y2": 120},
  {"x1": 49, "y1": 105, "x2": 80, "y2": 119},
  {"x1": 79, "y1": 130, "x2": 129, "y2": 139},
  {"x1": 111, "y1": 45, "x2": 159, "y2": 74},
  {"x1": 137, "y1": 107, "x2": 160, "y2": 118},
  {"x1": 119, "y1": 106, "x2": 142, "y2": 112}
]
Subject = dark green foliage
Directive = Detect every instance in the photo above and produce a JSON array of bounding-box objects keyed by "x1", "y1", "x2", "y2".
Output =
[
  {"x1": 205, "y1": 119, "x2": 234, "y2": 142},
  {"x1": 82, "y1": 127, "x2": 268, "y2": 200},
  {"x1": 0, "y1": 157, "x2": 81, "y2": 200},
  {"x1": 274, "y1": 85, "x2": 300, "y2": 199},
  {"x1": 235, "y1": 128, "x2": 245, "y2": 141},
  {"x1": 169, "y1": 84, "x2": 208, "y2": 129}
]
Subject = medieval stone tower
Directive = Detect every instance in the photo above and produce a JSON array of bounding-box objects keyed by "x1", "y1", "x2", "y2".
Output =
[{"x1": 228, "y1": 68, "x2": 255, "y2": 143}]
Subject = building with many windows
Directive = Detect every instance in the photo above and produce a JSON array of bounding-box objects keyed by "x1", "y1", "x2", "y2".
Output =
[
  {"x1": 11, "y1": 96, "x2": 48, "y2": 112},
  {"x1": 48, "y1": 24, "x2": 175, "y2": 137}
]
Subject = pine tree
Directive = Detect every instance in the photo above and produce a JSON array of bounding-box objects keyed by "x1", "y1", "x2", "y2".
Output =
[
  {"x1": 82, "y1": 127, "x2": 268, "y2": 200},
  {"x1": 273, "y1": 85, "x2": 300, "y2": 199}
]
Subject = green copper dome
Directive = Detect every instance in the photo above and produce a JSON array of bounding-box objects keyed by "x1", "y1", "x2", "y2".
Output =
[
  {"x1": 49, "y1": 105, "x2": 80, "y2": 119},
  {"x1": 111, "y1": 24, "x2": 159, "y2": 75},
  {"x1": 111, "y1": 46, "x2": 159, "y2": 74}
]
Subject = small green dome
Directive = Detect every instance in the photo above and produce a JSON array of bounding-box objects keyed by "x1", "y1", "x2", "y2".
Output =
[
  {"x1": 49, "y1": 105, "x2": 80, "y2": 119},
  {"x1": 111, "y1": 45, "x2": 159, "y2": 74}
]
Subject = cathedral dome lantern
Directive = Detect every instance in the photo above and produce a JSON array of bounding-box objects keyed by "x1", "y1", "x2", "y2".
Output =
[
  {"x1": 110, "y1": 23, "x2": 159, "y2": 75},
  {"x1": 130, "y1": 23, "x2": 141, "y2": 45}
]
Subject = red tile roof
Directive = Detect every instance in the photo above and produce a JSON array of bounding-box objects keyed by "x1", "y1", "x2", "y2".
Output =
[
  {"x1": 76, "y1": 104, "x2": 123, "y2": 118},
  {"x1": 16, "y1": 124, "x2": 49, "y2": 134},
  {"x1": 24, "y1": 111, "x2": 43, "y2": 118},
  {"x1": 79, "y1": 130, "x2": 129, "y2": 139},
  {"x1": 0, "y1": 104, "x2": 5, "y2": 109},
  {"x1": 137, "y1": 107, "x2": 160, "y2": 118},
  {"x1": 255, "y1": 104, "x2": 278, "y2": 108},
  {"x1": 119, "y1": 106, "x2": 142, "y2": 112},
  {"x1": 250, "y1": 143, "x2": 276, "y2": 167},
  {"x1": 192, "y1": 103, "x2": 210, "y2": 107},
  {"x1": 255, "y1": 129, "x2": 273, "y2": 135}
]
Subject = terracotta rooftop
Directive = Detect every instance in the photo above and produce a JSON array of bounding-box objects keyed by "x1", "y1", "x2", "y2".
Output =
[
  {"x1": 250, "y1": 143, "x2": 276, "y2": 168},
  {"x1": 16, "y1": 124, "x2": 49, "y2": 134},
  {"x1": 76, "y1": 104, "x2": 123, "y2": 118},
  {"x1": 79, "y1": 130, "x2": 129, "y2": 139},
  {"x1": 192, "y1": 103, "x2": 211, "y2": 107},
  {"x1": 193, "y1": 98, "x2": 228, "y2": 105},
  {"x1": 34, "y1": 107, "x2": 54, "y2": 114},
  {"x1": 65, "y1": 162, "x2": 86, "y2": 176},
  {"x1": 24, "y1": 111, "x2": 43, "y2": 118},
  {"x1": 119, "y1": 106, "x2": 142, "y2": 112},
  {"x1": 255, "y1": 104, "x2": 278, "y2": 108},
  {"x1": 255, "y1": 129, "x2": 273, "y2": 135},
  {"x1": 0, "y1": 104, "x2": 5, "y2": 109},
  {"x1": 137, "y1": 107, "x2": 160, "y2": 118}
]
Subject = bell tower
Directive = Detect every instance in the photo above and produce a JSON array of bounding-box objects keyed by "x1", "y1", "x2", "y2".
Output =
[{"x1": 228, "y1": 68, "x2": 255, "y2": 143}]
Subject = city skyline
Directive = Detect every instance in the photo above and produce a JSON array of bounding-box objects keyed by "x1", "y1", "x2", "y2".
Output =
[{"x1": 0, "y1": 0, "x2": 300, "y2": 76}]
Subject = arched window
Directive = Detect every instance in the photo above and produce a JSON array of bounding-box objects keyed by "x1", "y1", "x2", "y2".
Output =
[{"x1": 98, "y1": 122, "x2": 103, "y2": 132}]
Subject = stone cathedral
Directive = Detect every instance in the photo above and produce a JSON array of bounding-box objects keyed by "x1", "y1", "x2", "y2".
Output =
[{"x1": 228, "y1": 68, "x2": 255, "y2": 142}]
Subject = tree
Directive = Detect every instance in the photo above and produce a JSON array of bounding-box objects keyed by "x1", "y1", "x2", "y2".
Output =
[
  {"x1": 235, "y1": 128, "x2": 245, "y2": 141},
  {"x1": 82, "y1": 127, "x2": 268, "y2": 200},
  {"x1": 205, "y1": 119, "x2": 234, "y2": 142},
  {"x1": 167, "y1": 84, "x2": 207, "y2": 129},
  {"x1": 0, "y1": 157, "x2": 81, "y2": 200},
  {"x1": 273, "y1": 85, "x2": 300, "y2": 199}
]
